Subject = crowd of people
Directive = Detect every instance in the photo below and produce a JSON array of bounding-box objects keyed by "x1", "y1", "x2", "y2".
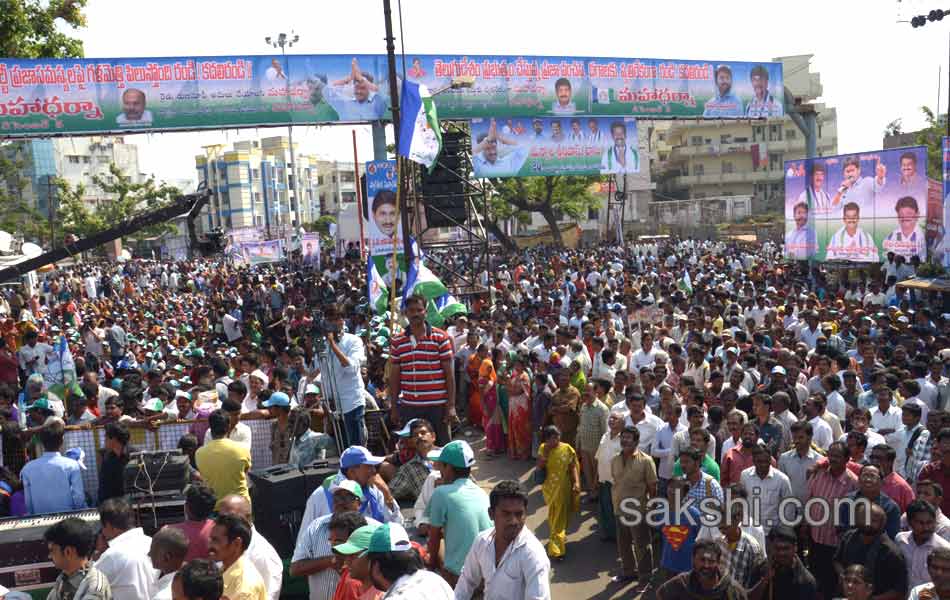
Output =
[{"x1": 0, "y1": 238, "x2": 948, "y2": 600}]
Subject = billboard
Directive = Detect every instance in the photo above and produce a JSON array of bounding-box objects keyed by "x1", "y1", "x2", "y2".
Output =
[
  {"x1": 301, "y1": 232, "x2": 321, "y2": 268},
  {"x1": 240, "y1": 240, "x2": 284, "y2": 266},
  {"x1": 784, "y1": 146, "x2": 928, "y2": 263},
  {"x1": 364, "y1": 160, "x2": 400, "y2": 257},
  {"x1": 0, "y1": 55, "x2": 782, "y2": 136},
  {"x1": 941, "y1": 137, "x2": 950, "y2": 267},
  {"x1": 470, "y1": 116, "x2": 638, "y2": 178}
]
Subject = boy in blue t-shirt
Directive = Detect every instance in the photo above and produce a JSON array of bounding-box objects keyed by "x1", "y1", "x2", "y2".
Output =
[{"x1": 658, "y1": 477, "x2": 702, "y2": 578}]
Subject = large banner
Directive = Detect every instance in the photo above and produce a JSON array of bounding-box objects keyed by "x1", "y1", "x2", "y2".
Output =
[
  {"x1": 783, "y1": 146, "x2": 928, "y2": 263},
  {"x1": 942, "y1": 137, "x2": 950, "y2": 267},
  {"x1": 364, "y1": 160, "x2": 400, "y2": 257},
  {"x1": 470, "y1": 116, "x2": 638, "y2": 177},
  {"x1": 0, "y1": 55, "x2": 782, "y2": 136},
  {"x1": 240, "y1": 240, "x2": 284, "y2": 265}
]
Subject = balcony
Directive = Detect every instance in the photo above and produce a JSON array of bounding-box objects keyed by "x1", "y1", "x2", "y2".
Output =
[{"x1": 671, "y1": 169, "x2": 785, "y2": 187}]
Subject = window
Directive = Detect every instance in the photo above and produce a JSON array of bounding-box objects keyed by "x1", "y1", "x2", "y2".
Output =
[
  {"x1": 588, "y1": 206, "x2": 599, "y2": 220},
  {"x1": 68, "y1": 156, "x2": 80, "y2": 164},
  {"x1": 720, "y1": 134, "x2": 732, "y2": 144},
  {"x1": 734, "y1": 137, "x2": 749, "y2": 143},
  {"x1": 332, "y1": 175, "x2": 337, "y2": 183},
  {"x1": 694, "y1": 163, "x2": 705, "y2": 175},
  {"x1": 318, "y1": 175, "x2": 324, "y2": 185},
  {"x1": 695, "y1": 192, "x2": 706, "y2": 199},
  {"x1": 768, "y1": 124, "x2": 783, "y2": 141},
  {"x1": 691, "y1": 136, "x2": 703, "y2": 146},
  {"x1": 81, "y1": 156, "x2": 91, "y2": 164},
  {"x1": 657, "y1": 132, "x2": 666, "y2": 142},
  {"x1": 786, "y1": 129, "x2": 797, "y2": 140},
  {"x1": 340, "y1": 172, "x2": 355, "y2": 183},
  {"x1": 254, "y1": 192, "x2": 262, "y2": 204},
  {"x1": 252, "y1": 169, "x2": 260, "y2": 179},
  {"x1": 722, "y1": 162, "x2": 734, "y2": 174}
]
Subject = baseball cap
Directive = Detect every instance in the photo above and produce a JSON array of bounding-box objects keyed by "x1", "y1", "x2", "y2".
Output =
[
  {"x1": 144, "y1": 398, "x2": 165, "y2": 412},
  {"x1": 771, "y1": 366, "x2": 787, "y2": 376},
  {"x1": 304, "y1": 384, "x2": 320, "y2": 395},
  {"x1": 367, "y1": 523, "x2": 413, "y2": 554},
  {"x1": 333, "y1": 523, "x2": 381, "y2": 555},
  {"x1": 249, "y1": 369, "x2": 269, "y2": 386},
  {"x1": 331, "y1": 479, "x2": 365, "y2": 501},
  {"x1": 26, "y1": 398, "x2": 52, "y2": 412},
  {"x1": 262, "y1": 391, "x2": 290, "y2": 408},
  {"x1": 394, "y1": 418, "x2": 421, "y2": 438},
  {"x1": 429, "y1": 440, "x2": 476, "y2": 469},
  {"x1": 340, "y1": 446, "x2": 385, "y2": 469}
]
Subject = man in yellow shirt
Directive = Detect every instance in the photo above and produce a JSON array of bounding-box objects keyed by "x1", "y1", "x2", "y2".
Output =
[
  {"x1": 196, "y1": 410, "x2": 252, "y2": 509},
  {"x1": 209, "y1": 513, "x2": 267, "y2": 600}
]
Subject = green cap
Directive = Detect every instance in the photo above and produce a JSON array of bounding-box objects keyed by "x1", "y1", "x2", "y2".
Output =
[
  {"x1": 367, "y1": 523, "x2": 412, "y2": 554},
  {"x1": 331, "y1": 479, "x2": 365, "y2": 501},
  {"x1": 333, "y1": 524, "x2": 381, "y2": 555},
  {"x1": 26, "y1": 397, "x2": 52, "y2": 412},
  {"x1": 430, "y1": 440, "x2": 476, "y2": 469}
]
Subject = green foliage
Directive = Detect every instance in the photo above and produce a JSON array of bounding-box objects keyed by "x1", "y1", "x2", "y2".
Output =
[
  {"x1": 56, "y1": 164, "x2": 181, "y2": 242},
  {"x1": 916, "y1": 106, "x2": 943, "y2": 180},
  {"x1": 0, "y1": 0, "x2": 87, "y2": 59},
  {"x1": 310, "y1": 215, "x2": 337, "y2": 236},
  {"x1": 0, "y1": 149, "x2": 47, "y2": 241},
  {"x1": 488, "y1": 175, "x2": 601, "y2": 245}
]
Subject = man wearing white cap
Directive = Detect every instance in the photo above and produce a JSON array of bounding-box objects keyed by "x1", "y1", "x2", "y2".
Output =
[
  {"x1": 365, "y1": 523, "x2": 454, "y2": 599},
  {"x1": 299, "y1": 446, "x2": 402, "y2": 539},
  {"x1": 425, "y1": 440, "x2": 491, "y2": 586}
]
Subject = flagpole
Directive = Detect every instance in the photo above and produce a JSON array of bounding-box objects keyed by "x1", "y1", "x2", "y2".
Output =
[
  {"x1": 352, "y1": 130, "x2": 366, "y2": 262},
  {"x1": 383, "y1": 0, "x2": 413, "y2": 265},
  {"x1": 389, "y1": 157, "x2": 403, "y2": 330}
]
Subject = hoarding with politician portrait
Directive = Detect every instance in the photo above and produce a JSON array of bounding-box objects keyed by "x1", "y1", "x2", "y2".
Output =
[
  {"x1": 364, "y1": 160, "x2": 400, "y2": 258},
  {"x1": 0, "y1": 54, "x2": 782, "y2": 136},
  {"x1": 470, "y1": 116, "x2": 638, "y2": 178},
  {"x1": 783, "y1": 146, "x2": 928, "y2": 263}
]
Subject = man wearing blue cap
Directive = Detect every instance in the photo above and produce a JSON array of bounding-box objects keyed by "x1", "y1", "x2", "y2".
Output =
[
  {"x1": 365, "y1": 523, "x2": 454, "y2": 599},
  {"x1": 425, "y1": 440, "x2": 491, "y2": 586},
  {"x1": 298, "y1": 445, "x2": 402, "y2": 540},
  {"x1": 379, "y1": 418, "x2": 438, "y2": 502}
]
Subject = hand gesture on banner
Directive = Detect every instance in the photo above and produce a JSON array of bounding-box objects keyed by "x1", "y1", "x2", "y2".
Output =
[
  {"x1": 351, "y1": 58, "x2": 366, "y2": 84},
  {"x1": 488, "y1": 118, "x2": 497, "y2": 142},
  {"x1": 876, "y1": 159, "x2": 886, "y2": 184}
]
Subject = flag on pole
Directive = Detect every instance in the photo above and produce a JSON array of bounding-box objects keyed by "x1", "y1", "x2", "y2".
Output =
[
  {"x1": 403, "y1": 256, "x2": 448, "y2": 304},
  {"x1": 367, "y1": 261, "x2": 390, "y2": 314},
  {"x1": 678, "y1": 269, "x2": 693, "y2": 295},
  {"x1": 426, "y1": 298, "x2": 446, "y2": 328},
  {"x1": 397, "y1": 80, "x2": 442, "y2": 170}
]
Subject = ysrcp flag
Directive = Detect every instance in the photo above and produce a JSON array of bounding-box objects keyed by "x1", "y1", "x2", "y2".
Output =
[
  {"x1": 398, "y1": 80, "x2": 442, "y2": 170},
  {"x1": 367, "y1": 261, "x2": 390, "y2": 314}
]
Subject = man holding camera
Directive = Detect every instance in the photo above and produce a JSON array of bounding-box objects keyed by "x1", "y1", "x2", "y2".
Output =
[{"x1": 324, "y1": 307, "x2": 369, "y2": 447}]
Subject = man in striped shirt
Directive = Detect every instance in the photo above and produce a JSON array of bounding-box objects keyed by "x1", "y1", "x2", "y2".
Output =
[{"x1": 390, "y1": 294, "x2": 456, "y2": 446}]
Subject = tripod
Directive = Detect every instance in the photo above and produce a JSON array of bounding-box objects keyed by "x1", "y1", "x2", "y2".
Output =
[{"x1": 314, "y1": 336, "x2": 346, "y2": 456}]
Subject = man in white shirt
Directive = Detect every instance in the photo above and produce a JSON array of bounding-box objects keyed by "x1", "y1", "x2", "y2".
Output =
[
  {"x1": 219, "y1": 494, "x2": 283, "y2": 600},
  {"x1": 325, "y1": 308, "x2": 369, "y2": 446},
  {"x1": 455, "y1": 480, "x2": 551, "y2": 600},
  {"x1": 148, "y1": 527, "x2": 188, "y2": 600},
  {"x1": 594, "y1": 412, "x2": 625, "y2": 542},
  {"x1": 805, "y1": 397, "x2": 834, "y2": 451},
  {"x1": 739, "y1": 444, "x2": 793, "y2": 534},
  {"x1": 623, "y1": 393, "x2": 664, "y2": 453},
  {"x1": 203, "y1": 398, "x2": 253, "y2": 450},
  {"x1": 630, "y1": 332, "x2": 658, "y2": 372},
  {"x1": 95, "y1": 497, "x2": 157, "y2": 600}
]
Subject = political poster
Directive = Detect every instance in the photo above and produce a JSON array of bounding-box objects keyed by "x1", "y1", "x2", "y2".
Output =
[
  {"x1": 364, "y1": 160, "x2": 400, "y2": 258},
  {"x1": 470, "y1": 116, "x2": 638, "y2": 178},
  {"x1": 240, "y1": 240, "x2": 284, "y2": 266},
  {"x1": 783, "y1": 146, "x2": 928, "y2": 263},
  {"x1": 0, "y1": 55, "x2": 782, "y2": 136},
  {"x1": 941, "y1": 137, "x2": 950, "y2": 267},
  {"x1": 301, "y1": 232, "x2": 321, "y2": 268}
]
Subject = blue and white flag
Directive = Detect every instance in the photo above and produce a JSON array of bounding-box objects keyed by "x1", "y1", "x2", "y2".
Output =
[{"x1": 397, "y1": 80, "x2": 442, "y2": 170}]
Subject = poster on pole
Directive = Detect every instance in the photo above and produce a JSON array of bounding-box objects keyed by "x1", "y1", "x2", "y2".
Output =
[
  {"x1": 364, "y1": 160, "x2": 400, "y2": 258},
  {"x1": 0, "y1": 55, "x2": 782, "y2": 136},
  {"x1": 470, "y1": 116, "x2": 637, "y2": 177},
  {"x1": 940, "y1": 137, "x2": 950, "y2": 267},
  {"x1": 301, "y1": 232, "x2": 321, "y2": 268},
  {"x1": 783, "y1": 146, "x2": 928, "y2": 263},
  {"x1": 240, "y1": 240, "x2": 284, "y2": 266}
]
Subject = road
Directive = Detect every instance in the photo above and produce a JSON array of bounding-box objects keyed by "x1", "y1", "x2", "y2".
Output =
[{"x1": 461, "y1": 430, "x2": 655, "y2": 600}]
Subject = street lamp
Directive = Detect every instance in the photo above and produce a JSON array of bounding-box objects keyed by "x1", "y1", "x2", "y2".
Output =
[
  {"x1": 910, "y1": 8, "x2": 950, "y2": 136},
  {"x1": 265, "y1": 31, "x2": 300, "y2": 238}
]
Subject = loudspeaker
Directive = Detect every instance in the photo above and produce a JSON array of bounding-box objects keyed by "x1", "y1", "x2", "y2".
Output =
[
  {"x1": 424, "y1": 196, "x2": 468, "y2": 228},
  {"x1": 301, "y1": 458, "x2": 341, "y2": 498},
  {"x1": 248, "y1": 464, "x2": 306, "y2": 514},
  {"x1": 124, "y1": 450, "x2": 189, "y2": 497}
]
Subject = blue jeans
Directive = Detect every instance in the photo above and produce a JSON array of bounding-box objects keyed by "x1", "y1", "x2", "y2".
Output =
[{"x1": 342, "y1": 405, "x2": 366, "y2": 447}]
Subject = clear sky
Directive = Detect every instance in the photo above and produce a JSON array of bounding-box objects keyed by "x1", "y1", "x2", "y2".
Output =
[{"x1": 73, "y1": 0, "x2": 949, "y2": 183}]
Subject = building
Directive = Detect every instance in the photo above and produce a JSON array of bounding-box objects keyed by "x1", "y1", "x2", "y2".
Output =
[
  {"x1": 652, "y1": 54, "x2": 838, "y2": 211},
  {"x1": 194, "y1": 136, "x2": 355, "y2": 237},
  {"x1": 0, "y1": 136, "x2": 142, "y2": 219}
]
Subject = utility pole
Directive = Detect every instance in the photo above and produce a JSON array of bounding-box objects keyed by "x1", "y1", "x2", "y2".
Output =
[
  {"x1": 382, "y1": 0, "x2": 413, "y2": 264},
  {"x1": 265, "y1": 31, "x2": 300, "y2": 239},
  {"x1": 45, "y1": 174, "x2": 56, "y2": 249}
]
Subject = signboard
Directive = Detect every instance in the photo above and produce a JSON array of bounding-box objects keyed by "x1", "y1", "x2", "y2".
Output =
[
  {"x1": 783, "y1": 146, "x2": 928, "y2": 263},
  {"x1": 240, "y1": 240, "x2": 283, "y2": 265},
  {"x1": 364, "y1": 160, "x2": 400, "y2": 257},
  {"x1": 0, "y1": 55, "x2": 783, "y2": 136},
  {"x1": 470, "y1": 116, "x2": 638, "y2": 177},
  {"x1": 301, "y1": 232, "x2": 320, "y2": 268},
  {"x1": 942, "y1": 137, "x2": 950, "y2": 267}
]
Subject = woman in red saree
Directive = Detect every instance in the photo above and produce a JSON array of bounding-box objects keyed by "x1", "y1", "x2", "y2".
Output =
[
  {"x1": 507, "y1": 356, "x2": 532, "y2": 460},
  {"x1": 480, "y1": 348, "x2": 504, "y2": 455},
  {"x1": 466, "y1": 345, "x2": 487, "y2": 428}
]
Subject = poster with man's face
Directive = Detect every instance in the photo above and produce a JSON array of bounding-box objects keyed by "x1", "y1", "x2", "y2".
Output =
[{"x1": 364, "y1": 160, "x2": 401, "y2": 257}]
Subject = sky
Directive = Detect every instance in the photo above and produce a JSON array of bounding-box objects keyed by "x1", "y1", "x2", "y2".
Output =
[{"x1": 71, "y1": 0, "x2": 950, "y2": 183}]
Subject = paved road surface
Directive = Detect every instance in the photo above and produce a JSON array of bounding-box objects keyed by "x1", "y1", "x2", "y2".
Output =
[{"x1": 461, "y1": 430, "x2": 655, "y2": 600}]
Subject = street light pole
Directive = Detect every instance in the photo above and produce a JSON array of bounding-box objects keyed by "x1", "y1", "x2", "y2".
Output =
[{"x1": 265, "y1": 31, "x2": 300, "y2": 239}]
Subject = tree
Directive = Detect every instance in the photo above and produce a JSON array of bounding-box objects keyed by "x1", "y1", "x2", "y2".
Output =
[
  {"x1": 56, "y1": 164, "x2": 181, "y2": 243},
  {"x1": 0, "y1": 0, "x2": 87, "y2": 244},
  {"x1": 915, "y1": 106, "x2": 944, "y2": 180},
  {"x1": 310, "y1": 215, "x2": 337, "y2": 236},
  {"x1": 0, "y1": 0, "x2": 87, "y2": 59},
  {"x1": 487, "y1": 175, "x2": 601, "y2": 247},
  {"x1": 883, "y1": 118, "x2": 903, "y2": 138}
]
